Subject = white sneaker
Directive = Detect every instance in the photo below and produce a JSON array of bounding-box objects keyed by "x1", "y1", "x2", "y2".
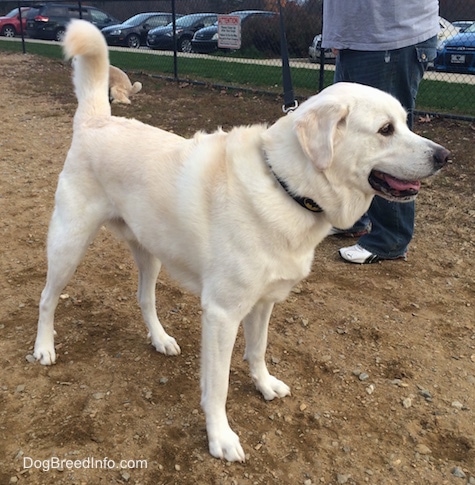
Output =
[{"x1": 338, "y1": 244, "x2": 381, "y2": 264}]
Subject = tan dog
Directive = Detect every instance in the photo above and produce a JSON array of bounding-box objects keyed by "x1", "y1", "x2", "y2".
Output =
[
  {"x1": 109, "y1": 64, "x2": 142, "y2": 104},
  {"x1": 35, "y1": 20, "x2": 450, "y2": 462}
]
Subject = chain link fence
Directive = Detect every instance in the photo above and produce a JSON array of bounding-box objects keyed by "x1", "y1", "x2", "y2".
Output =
[{"x1": 1, "y1": 0, "x2": 474, "y2": 119}]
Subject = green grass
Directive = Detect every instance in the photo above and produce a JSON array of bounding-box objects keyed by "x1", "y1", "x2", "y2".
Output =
[
  {"x1": 1, "y1": 39, "x2": 64, "y2": 59},
  {"x1": 2, "y1": 39, "x2": 474, "y2": 117},
  {"x1": 107, "y1": 50, "x2": 332, "y2": 96},
  {"x1": 417, "y1": 77, "x2": 475, "y2": 117}
]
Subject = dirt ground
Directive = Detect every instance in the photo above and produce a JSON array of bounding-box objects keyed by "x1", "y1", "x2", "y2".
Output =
[{"x1": 0, "y1": 51, "x2": 474, "y2": 485}]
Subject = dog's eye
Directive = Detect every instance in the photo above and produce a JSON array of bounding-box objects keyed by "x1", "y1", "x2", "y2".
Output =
[{"x1": 379, "y1": 123, "x2": 394, "y2": 136}]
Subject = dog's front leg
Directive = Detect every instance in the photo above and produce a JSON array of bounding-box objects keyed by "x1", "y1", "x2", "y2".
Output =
[
  {"x1": 200, "y1": 306, "x2": 245, "y2": 462},
  {"x1": 243, "y1": 301, "x2": 291, "y2": 400}
]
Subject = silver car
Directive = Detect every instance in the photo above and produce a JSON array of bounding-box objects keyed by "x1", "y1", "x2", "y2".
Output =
[{"x1": 308, "y1": 34, "x2": 336, "y2": 63}]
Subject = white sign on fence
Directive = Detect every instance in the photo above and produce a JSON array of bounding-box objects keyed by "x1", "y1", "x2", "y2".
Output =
[{"x1": 217, "y1": 15, "x2": 241, "y2": 49}]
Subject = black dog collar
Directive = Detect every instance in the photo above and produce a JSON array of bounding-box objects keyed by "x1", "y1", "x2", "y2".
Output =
[{"x1": 266, "y1": 164, "x2": 323, "y2": 213}]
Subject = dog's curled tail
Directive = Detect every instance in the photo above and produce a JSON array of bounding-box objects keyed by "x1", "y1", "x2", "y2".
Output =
[
  {"x1": 131, "y1": 82, "x2": 142, "y2": 95},
  {"x1": 63, "y1": 19, "x2": 111, "y2": 118}
]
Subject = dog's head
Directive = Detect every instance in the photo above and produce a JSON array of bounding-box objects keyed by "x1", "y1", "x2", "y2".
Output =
[{"x1": 293, "y1": 82, "x2": 450, "y2": 203}]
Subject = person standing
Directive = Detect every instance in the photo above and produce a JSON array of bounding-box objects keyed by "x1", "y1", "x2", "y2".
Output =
[{"x1": 322, "y1": 1, "x2": 440, "y2": 264}]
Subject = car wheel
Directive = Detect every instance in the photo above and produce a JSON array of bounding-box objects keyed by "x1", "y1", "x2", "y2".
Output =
[
  {"x1": 2, "y1": 25, "x2": 16, "y2": 37},
  {"x1": 126, "y1": 34, "x2": 140, "y2": 49},
  {"x1": 179, "y1": 37, "x2": 192, "y2": 53},
  {"x1": 55, "y1": 28, "x2": 65, "y2": 42}
]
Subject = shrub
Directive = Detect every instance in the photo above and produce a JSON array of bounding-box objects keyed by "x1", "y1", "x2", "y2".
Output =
[{"x1": 240, "y1": 3, "x2": 321, "y2": 58}]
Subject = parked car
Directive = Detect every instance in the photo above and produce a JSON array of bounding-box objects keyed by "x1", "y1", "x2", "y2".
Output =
[
  {"x1": 191, "y1": 10, "x2": 275, "y2": 54},
  {"x1": 452, "y1": 20, "x2": 474, "y2": 33},
  {"x1": 0, "y1": 7, "x2": 29, "y2": 37},
  {"x1": 308, "y1": 34, "x2": 336, "y2": 63},
  {"x1": 438, "y1": 17, "x2": 460, "y2": 48},
  {"x1": 26, "y1": 3, "x2": 119, "y2": 41},
  {"x1": 307, "y1": 17, "x2": 457, "y2": 59},
  {"x1": 434, "y1": 22, "x2": 475, "y2": 74},
  {"x1": 147, "y1": 13, "x2": 217, "y2": 53},
  {"x1": 102, "y1": 12, "x2": 180, "y2": 49}
]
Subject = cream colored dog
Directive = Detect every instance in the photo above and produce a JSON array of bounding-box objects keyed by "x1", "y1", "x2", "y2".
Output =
[
  {"x1": 34, "y1": 20, "x2": 450, "y2": 462},
  {"x1": 109, "y1": 64, "x2": 142, "y2": 104}
]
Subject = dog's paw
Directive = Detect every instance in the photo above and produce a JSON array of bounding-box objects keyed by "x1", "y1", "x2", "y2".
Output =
[
  {"x1": 256, "y1": 375, "x2": 291, "y2": 401},
  {"x1": 149, "y1": 334, "x2": 181, "y2": 356},
  {"x1": 209, "y1": 429, "x2": 246, "y2": 462},
  {"x1": 33, "y1": 346, "x2": 56, "y2": 366}
]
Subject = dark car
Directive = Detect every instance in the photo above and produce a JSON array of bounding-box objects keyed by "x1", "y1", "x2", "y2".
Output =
[
  {"x1": 147, "y1": 12, "x2": 217, "y2": 53},
  {"x1": 434, "y1": 22, "x2": 475, "y2": 74},
  {"x1": 0, "y1": 7, "x2": 30, "y2": 37},
  {"x1": 191, "y1": 10, "x2": 276, "y2": 54},
  {"x1": 26, "y1": 3, "x2": 118, "y2": 41},
  {"x1": 102, "y1": 12, "x2": 180, "y2": 49}
]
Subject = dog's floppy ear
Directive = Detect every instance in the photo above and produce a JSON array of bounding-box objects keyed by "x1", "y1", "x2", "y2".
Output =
[{"x1": 294, "y1": 101, "x2": 349, "y2": 170}]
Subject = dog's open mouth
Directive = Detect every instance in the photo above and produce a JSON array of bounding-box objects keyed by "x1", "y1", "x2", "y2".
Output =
[{"x1": 369, "y1": 170, "x2": 421, "y2": 201}]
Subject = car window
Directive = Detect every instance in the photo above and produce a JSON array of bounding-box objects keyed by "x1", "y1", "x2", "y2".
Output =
[
  {"x1": 69, "y1": 8, "x2": 89, "y2": 20},
  {"x1": 202, "y1": 16, "x2": 217, "y2": 28},
  {"x1": 6, "y1": 8, "x2": 20, "y2": 18},
  {"x1": 126, "y1": 13, "x2": 151, "y2": 27},
  {"x1": 122, "y1": 13, "x2": 148, "y2": 27},
  {"x1": 25, "y1": 7, "x2": 40, "y2": 19},
  {"x1": 45, "y1": 6, "x2": 65, "y2": 16},
  {"x1": 90, "y1": 10, "x2": 109, "y2": 24},
  {"x1": 176, "y1": 14, "x2": 213, "y2": 28},
  {"x1": 148, "y1": 15, "x2": 171, "y2": 28},
  {"x1": 175, "y1": 16, "x2": 193, "y2": 28}
]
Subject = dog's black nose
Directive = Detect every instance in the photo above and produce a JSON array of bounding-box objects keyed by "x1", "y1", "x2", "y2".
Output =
[{"x1": 433, "y1": 146, "x2": 451, "y2": 170}]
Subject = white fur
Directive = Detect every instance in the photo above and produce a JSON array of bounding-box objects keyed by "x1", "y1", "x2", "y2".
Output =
[
  {"x1": 34, "y1": 20, "x2": 448, "y2": 462},
  {"x1": 109, "y1": 65, "x2": 142, "y2": 104}
]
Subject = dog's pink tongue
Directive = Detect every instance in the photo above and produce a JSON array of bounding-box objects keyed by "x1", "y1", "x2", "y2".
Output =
[{"x1": 379, "y1": 172, "x2": 421, "y2": 191}]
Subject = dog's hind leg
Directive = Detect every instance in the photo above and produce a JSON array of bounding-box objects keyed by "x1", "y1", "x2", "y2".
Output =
[
  {"x1": 243, "y1": 301, "x2": 291, "y2": 400},
  {"x1": 127, "y1": 240, "x2": 181, "y2": 356},
  {"x1": 34, "y1": 201, "x2": 104, "y2": 365}
]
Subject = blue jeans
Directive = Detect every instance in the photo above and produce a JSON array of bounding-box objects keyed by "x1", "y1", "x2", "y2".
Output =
[{"x1": 334, "y1": 36, "x2": 437, "y2": 259}]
